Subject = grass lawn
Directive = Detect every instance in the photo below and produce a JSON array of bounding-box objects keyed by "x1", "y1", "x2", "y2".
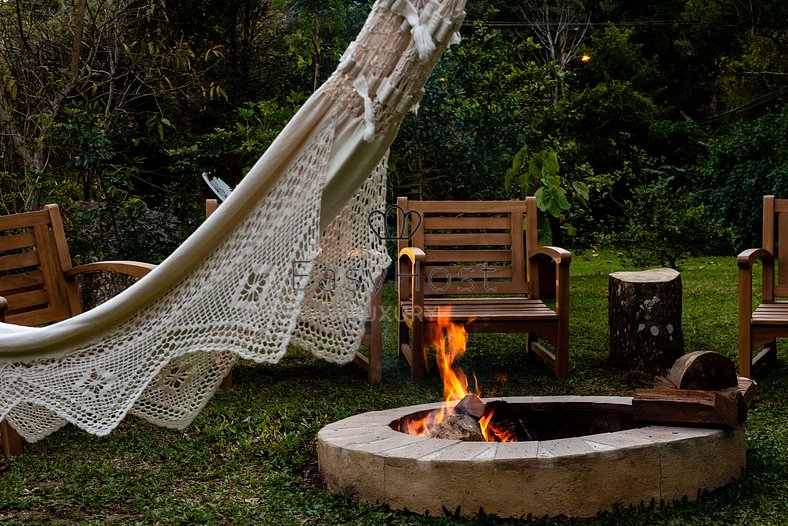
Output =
[{"x1": 1, "y1": 250, "x2": 787, "y2": 525}]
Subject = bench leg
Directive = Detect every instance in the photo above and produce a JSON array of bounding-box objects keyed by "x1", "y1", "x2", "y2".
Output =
[
  {"x1": 367, "y1": 288, "x2": 383, "y2": 385},
  {"x1": 1, "y1": 420, "x2": 23, "y2": 457}
]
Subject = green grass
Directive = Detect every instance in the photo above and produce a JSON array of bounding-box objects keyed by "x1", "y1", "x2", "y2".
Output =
[{"x1": 1, "y1": 250, "x2": 786, "y2": 525}]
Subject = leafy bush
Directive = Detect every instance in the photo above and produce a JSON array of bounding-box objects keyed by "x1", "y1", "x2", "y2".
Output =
[
  {"x1": 62, "y1": 198, "x2": 192, "y2": 265},
  {"x1": 390, "y1": 21, "x2": 550, "y2": 200},
  {"x1": 614, "y1": 177, "x2": 736, "y2": 268},
  {"x1": 505, "y1": 146, "x2": 589, "y2": 240},
  {"x1": 167, "y1": 97, "x2": 302, "y2": 190},
  {"x1": 692, "y1": 111, "x2": 788, "y2": 249}
]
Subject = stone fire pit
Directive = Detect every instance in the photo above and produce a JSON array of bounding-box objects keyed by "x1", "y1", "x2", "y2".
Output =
[{"x1": 318, "y1": 396, "x2": 746, "y2": 519}]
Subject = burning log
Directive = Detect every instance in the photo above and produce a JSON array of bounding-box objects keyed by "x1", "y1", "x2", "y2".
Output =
[
  {"x1": 398, "y1": 311, "x2": 532, "y2": 442},
  {"x1": 430, "y1": 414, "x2": 484, "y2": 441},
  {"x1": 632, "y1": 351, "x2": 758, "y2": 429},
  {"x1": 454, "y1": 394, "x2": 485, "y2": 419},
  {"x1": 398, "y1": 395, "x2": 532, "y2": 442}
]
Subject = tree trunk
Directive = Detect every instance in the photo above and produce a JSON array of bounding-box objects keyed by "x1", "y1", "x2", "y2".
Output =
[{"x1": 608, "y1": 268, "x2": 684, "y2": 374}]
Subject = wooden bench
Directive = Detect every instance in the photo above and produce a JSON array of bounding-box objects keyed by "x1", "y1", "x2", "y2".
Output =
[
  {"x1": 0, "y1": 204, "x2": 155, "y2": 457},
  {"x1": 396, "y1": 197, "x2": 571, "y2": 379},
  {"x1": 738, "y1": 195, "x2": 788, "y2": 378}
]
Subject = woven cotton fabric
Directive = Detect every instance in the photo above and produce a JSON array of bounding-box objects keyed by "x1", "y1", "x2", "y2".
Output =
[{"x1": 0, "y1": 0, "x2": 466, "y2": 442}]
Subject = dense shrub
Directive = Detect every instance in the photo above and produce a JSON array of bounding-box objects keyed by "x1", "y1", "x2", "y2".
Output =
[
  {"x1": 693, "y1": 111, "x2": 788, "y2": 249},
  {"x1": 390, "y1": 22, "x2": 550, "y2": 201},
  {"x1": 614, "y1": 178, "x2": 736, "y2": 268}
]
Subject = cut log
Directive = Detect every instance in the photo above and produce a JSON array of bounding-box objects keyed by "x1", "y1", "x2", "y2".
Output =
[
  {"x1": 632, "y1": 387, "x2": 746, "y2": 429},
  {"x1": 429, "y1": 413, "x2": 484, "y2": 441},
  {"x1": 608, "y1": 268, "x2": 684, "y2": 373},
  {"x1": 737, "y1": 376, "x2": 759, "y2": 410},
  {"x1": 666, "y1": 351, "x2": 738, "y2": 390},
  {"x1": 454, "y1": 394, "x2": 485, "y2": 419}
]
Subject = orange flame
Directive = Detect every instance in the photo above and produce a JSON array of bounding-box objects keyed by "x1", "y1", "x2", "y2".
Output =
[
  {"x1": 479, "y1": 408, "x2": 517, "y2": 443},
  {"x1": 433, "y1": 307, "x2": 478, "y2": 403},
  {"x1": 398, "y1": 307, "x2": 518, "y2": 442}
]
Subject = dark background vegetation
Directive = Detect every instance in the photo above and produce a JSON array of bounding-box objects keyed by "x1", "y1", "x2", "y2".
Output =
[{"x1": 1, "y1": 0, "x2": 788, "y2": 264}]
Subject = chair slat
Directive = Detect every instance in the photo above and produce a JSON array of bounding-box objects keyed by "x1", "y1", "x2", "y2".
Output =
[
  {"x1": 423, "y1": 281, "x2": 529, "y2": 296},
  {"x1": 424, "y1": 233, "x2": 511, "y2": 246},
  {"x1": 0, "y1": 251, "x2": 40, "y2": 273},
  {"x1": 420, "y1": 265, "x2": 513, "y2": 280},
  {"x1": 0, "y1": 209, "x2": 52, "y2": 231},
  {"x1": 424, "y1": 217, "x2": 510, "y2": 230},
  {"x1": 5, "y1": 288, "x2": 50, "y2": 311},
  {"x1": 5, "y1": 304, "x2": 73, "y2": 327},
  {"x1": 0, "y1": 270, "x2": 45, "y2": 294},
  {"x1": 0, "y1": 231, "x2": 36, "y2": 252},
  {"x1": 774, "y1": 200, "x2": 788, "y2": 212},
  {"x1": 425, "y1": 249, "x2": 512, "y2": 264},
  {"x1": 412, "y1": 201, "x2": 528, "y2": 214}
]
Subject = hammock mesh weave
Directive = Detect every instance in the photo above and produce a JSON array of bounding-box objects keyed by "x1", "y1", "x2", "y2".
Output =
[{"x1": 0, "y1": 0, "x2": 466, "y2": 442}]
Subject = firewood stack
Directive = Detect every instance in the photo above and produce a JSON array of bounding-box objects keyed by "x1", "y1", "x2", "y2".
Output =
[{"x1": 632, "y1": 351, "x2": 758, "y2": 429}]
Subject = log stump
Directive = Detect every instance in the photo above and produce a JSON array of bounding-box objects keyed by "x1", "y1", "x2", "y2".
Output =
[{"x1": 609, "y1": 268, "x2": 684, "y2": 374}]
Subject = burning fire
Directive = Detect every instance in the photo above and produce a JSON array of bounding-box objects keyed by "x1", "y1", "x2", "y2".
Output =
[{"x1": 400, "y1": 307, "x2": 516, "y2": 442}]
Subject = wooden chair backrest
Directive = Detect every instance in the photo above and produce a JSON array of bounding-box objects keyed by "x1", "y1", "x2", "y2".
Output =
[
  {"x1": 397, "y1": 198, "x2": 538, "y2": 298},
  {"x1": 764, "y1": 195, "x2": 788, "y2": 298},
  {"x1": 0, "y1": 204, "x2": 79, "y2": 326}
]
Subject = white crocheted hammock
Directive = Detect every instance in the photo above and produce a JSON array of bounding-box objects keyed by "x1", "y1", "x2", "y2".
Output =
[{"x1": 0, "y1": 0, "x2": 466, "y2": 442}]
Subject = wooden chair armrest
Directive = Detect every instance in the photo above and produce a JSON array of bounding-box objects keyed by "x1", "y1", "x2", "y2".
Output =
[
  {"x1": 737, "y1": 248, "x2": 773, "y2": 269},
  {"x1": 529, "y1": 246, "x2": 571, "y2": 308},
  {"x1": 65, "y1": 261, "x2": 156, "y2": 280},
  {"x1": 398, "y1": 247, "x2": 426, "y2": 264},
  {"x1": 398, "y1": 247, "x2": 425, "y2": 306},
  {"x1": 738, "y1": 247, "x2": 775, "y2": 306},
  {"x1": 0, "y1": 296, "x2": 7, "y2": 323},
  {"x1": 529, "y1": 246, "x2": 572, "y2": 266}
]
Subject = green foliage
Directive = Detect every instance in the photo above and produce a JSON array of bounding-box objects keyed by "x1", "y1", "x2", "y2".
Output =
[
  {"x1": 62, "y1": 198, "x2": 192, "y2": 265},
  {"x1": 614, "y1": 177, "x2": 736, "y2": 268},
  {"x1": 506, "y1": 146, "x2": 589, "y2": 237},
  {"x1": 167, "y1": 96, "x2": 303, "y2": 189},
  {"x1": 531, "y1": 80, "x2": 657, "y2": 241},
  {"x1": 391, "y1": 21, "x2": 551, "y2": 201},
  {"x1": 693, "y1": 111, "x2": 788, "y2": 248},
  {"x1": 579, "y1": 24, "x2": 659, "y2": 95}
]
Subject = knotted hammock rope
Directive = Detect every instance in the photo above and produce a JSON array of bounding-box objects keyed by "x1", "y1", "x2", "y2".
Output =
[{"x1": 0, "y1": 0, "x2": 466, "y2": 442}]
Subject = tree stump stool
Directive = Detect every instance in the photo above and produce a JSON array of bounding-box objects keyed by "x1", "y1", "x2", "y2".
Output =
[{"x1": 609, "y1": 268, "x2": 684, "y2": 373}]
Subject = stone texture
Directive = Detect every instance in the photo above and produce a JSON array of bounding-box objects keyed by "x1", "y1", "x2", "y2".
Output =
[
  {"x1": 659, "y1": 428, "x2": 746, "y2": 504},
  {"x1": 318, "y1": 397, "x2": 746, "y2": 519}
]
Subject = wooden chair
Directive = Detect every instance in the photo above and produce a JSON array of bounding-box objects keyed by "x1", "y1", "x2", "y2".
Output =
[
  {"x1": 738, "y1": 195, "x2": 788, "y2": 378},
  {"x1": 0, "y1": 204, "x2": 155, "y2": 457},
  {"x1": 396, "y1": 197, "x2": 571, "y2": 380},
  {"x1": 206, "y1": 199, "x2": 383, "y2": 385}
]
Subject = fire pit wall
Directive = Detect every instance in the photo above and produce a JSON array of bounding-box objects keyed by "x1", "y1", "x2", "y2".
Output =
[{"x1": 318, "y1": 396, "x2": 746, "y2": 519}]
